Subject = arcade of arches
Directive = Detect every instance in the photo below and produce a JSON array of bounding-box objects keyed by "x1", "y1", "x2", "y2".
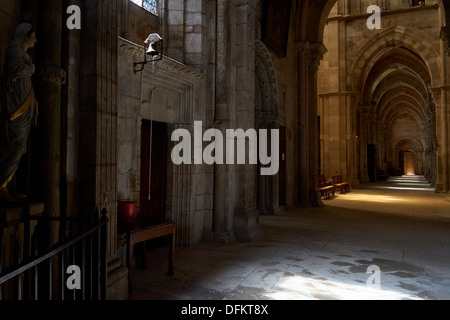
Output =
[
  {"x1": 318, "y1": 1, "x2": 442, "y2": 188},
  {"x1": 1, "y1": 0, "x2": 450, "y2": 300}
]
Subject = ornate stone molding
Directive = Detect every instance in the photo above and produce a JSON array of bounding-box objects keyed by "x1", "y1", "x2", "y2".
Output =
[
  {"x1": 255, "y1": 40, "x2": 279, "y2": 127},
  {"x1": 38, "y1": 65, "x2": 67, "y2": 85},
  {"x1": 118, "y1": 37, "x2": 205, "y2": 84},
  {"x1": 308, "y1": 43, "x2": 328, "y2": 72}
]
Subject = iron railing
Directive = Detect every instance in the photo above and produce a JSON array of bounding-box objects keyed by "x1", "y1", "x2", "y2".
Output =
[{"x1": 0, "y1": 208, "x2": 108, "y2": 300}]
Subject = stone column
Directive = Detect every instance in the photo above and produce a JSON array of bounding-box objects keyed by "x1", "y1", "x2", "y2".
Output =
[
  {"x1": 431, "y1": 86, "x2": 448, "y2": 192},
  {"x1": 296, "y1": 41, "x2": 327, "y2": 207},
  {"x1": 33, "y1": 0, "x2": 66, "y2": 299},
  {"x1": 165, "y1": 0, "x2": 185, "y2": 62},
  {"x1": 384, "y1": 131, "x2": 392, "y2": 173},
  {"x1": 212, "y1": 0, "x2": 233, "y2": 242},
  {"x1": 36, "y1": 0, "x2": 65, "y2": 227},
  {"x1": 348, "y1": 95, "x2": 360, "y2": 186},
  {"x1": 377, "y1": 123, "x2": 386, "y2": 172},
  {"x1": 359, "y1": 106, "x2": 370, "y2": 184},
  {"x1": 429, "y1": 106, "x2": 437, "y2": 185},
  {"x1": 121, "y1": 0, "x2": 131, "y2": 39},
  {"x1": 232, "y1": 1, "x2": 262, "y2": 241},
  {"x1": 345, "y1": 93, "x2": 359, "y2": 187},
  {"x1": 184, "y1": 0, "x2": 206, "y2": 72},
  {"x1": 434, "y1": 27, "x2": 450, "y2": 192},
  {"x1": 61, "y1": 0, "x2": 81, "y2": 220},
  {"x1": 79, "y1": 0, "x2": 118, "y2": 252}
]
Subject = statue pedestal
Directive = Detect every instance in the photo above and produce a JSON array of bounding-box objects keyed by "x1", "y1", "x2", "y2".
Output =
[
  {"x1": 0, "y1": 202, "x2": 45, "y2": 267},
  {"x1": 0, "y1": 203, "x2": 45, "y2": 225},
  {"x1": 0, "y1": 203, "x2": 45, "y2": 299}
]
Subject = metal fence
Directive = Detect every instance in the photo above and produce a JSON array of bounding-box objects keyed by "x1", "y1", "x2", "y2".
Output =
[{"x1": 0, "y1": 208, "x2": 108, "y2": 300}]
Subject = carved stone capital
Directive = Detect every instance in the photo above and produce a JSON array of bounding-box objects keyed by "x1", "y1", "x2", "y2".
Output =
[
  {"x1": 294, "y1": 41, "x2": 328, "y2": 72},
  {"x1": 308, "y1": 43, "x2": 328, "y2": 72},
  {"x1": 38, "y1": 65, "x2": 67, "y2": 85}
]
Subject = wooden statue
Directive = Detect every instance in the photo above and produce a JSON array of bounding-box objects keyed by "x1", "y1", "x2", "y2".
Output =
[{"x1": 0, "y1": 23, "x2": 38, "y2": 207}]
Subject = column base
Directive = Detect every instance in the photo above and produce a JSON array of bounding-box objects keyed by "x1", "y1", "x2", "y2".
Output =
[
  {"x1": 212, "y1": 231, "x2": 235, "y2": 243},
  {"x1": 435, "y1": 182, "x2": 445, "y2": 193},
  {"x1": 107, "y1": 258, "x2": 129, "y2": 300},
  {"x1": 233, "y1": 207, "x2": 264, "y2": 242}
]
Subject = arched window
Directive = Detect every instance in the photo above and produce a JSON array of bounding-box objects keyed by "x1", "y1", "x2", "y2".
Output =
[{"x1": 130, "y1": 0, "x2": 158, "y2": 16}]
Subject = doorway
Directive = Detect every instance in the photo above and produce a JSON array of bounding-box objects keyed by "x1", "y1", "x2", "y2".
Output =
[
  {"x1": 403, "y1": 151, "x2": 415, "y2": 176},
  {"x1": 140, "y1": 120, "x2": 168, "y2": 223}
]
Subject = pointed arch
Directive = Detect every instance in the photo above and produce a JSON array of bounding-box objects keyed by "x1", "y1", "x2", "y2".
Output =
[
  {"x1": 255, "y1": 39, "x2": 280, "y2": 128},
  {"x1": 348, "y1": 27, "x2": 442, "y2": 91}
]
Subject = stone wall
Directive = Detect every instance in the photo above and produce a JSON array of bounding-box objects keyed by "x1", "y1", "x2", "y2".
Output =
[
  {"x1": 117, "y1": 38, "x2": 209, "y2": 246},
  {"x1": 161, "y1": 0, "x2": 207, "y2": 72},
  {"x1": 119, "y1": 0, "x2": 160, "y2": 44}
]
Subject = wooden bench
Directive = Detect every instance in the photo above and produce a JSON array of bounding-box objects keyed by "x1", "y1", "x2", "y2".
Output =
[
  {"x1": 319, "y1": 175, "x2": 335, "y2": 200},
  {"x1": 118, "y1": 218, "x2": 176, "y2": 294},
  {"x1": 332, "y1": 175, "x2": 350, "y2": 194}
]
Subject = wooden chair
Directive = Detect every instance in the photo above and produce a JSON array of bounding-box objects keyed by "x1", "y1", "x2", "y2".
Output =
[
  {"x1": 319, "y1": 175, "x2": 335, "y2": 200},
  {"x1": 332, "y1": 175, "x2": 350, "y2": 194}
]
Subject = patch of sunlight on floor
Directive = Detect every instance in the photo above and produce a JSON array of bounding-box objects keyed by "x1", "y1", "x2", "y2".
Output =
[
  {"x1": 372, "y1": 186, "x2": 434, "y2": 191},
  {"x1": 264, "y1": 275, "x2": 423, "y2": 300},
  {"x1": 337, "y1": 193, "x2": 407, "y2": 203}
]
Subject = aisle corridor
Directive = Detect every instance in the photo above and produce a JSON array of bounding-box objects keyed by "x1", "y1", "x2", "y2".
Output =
[{"x1": 129, "y1": 176, "x2": 450, "y2": 300}]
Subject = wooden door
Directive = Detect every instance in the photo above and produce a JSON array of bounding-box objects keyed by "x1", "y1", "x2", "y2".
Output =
[
  {"x1": 140, "y1": 121, "x2": 167, "y2": 223},
  {"x1": 404, "y1": 151, "x2": 415, "y2": 176}
]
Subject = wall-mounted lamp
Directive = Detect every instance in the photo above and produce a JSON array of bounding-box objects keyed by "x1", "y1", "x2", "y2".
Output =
[{"x1": 134, "y1": 33, "x2": 163, "y2": 73}]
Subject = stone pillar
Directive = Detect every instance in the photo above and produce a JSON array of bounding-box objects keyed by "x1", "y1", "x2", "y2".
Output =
[
  {"x1": 165, "y1": 0, "x2": 185, "y2": 62},
  {"x1": 232, "y1": 1, "x2": 262, "y2": 241},
  {"x1": 347, "y1": 94, "x2": 360, "y2": 187},
  {"x1": 62, "y1": 0, "x2": 81, "y2": 219},
  {"x1": 36, "y1": 0, "x2": 65, "y2": 229},
  {"x1": 212, "y1": 0, "x2": 233, "y2": 242},
  {"x1": 432, "y1": 86, "x2": 448, "y2": 192},
  {"x1": 79, "y1": 0, "x2": 118, "y2": 253},
  {"x1": 377, "y1": 123, "x2": 386, "y2": 172},
  {"x1": 164, "y1": 0, "x2": 207, "y2": 72},
  {"x1": 429, "y1": 106, "x2": 437, "y2": 185},
  {"x1": 121, "y1": 0, "x2": 131, "y2": 39},
  {"x1": 33, "y1": 0, "x2": 66, "y2": 299},
  {"x1": 359, "y1": 106, "x2": 370, "y2": 184},
  {"x1": 434, "y1": 27, "x2": 450, "y2": 192},
  {"x1": 184, "y1": 0, "x2": 206, "y2": 72},
  {"x1": 384, "y1": 131, "x2": 392, "y2": 173},
  {"x1": 79, "y1": 0, "x2": 124, "y2": 299},
  {"x1": 296, "y1": 41, "x2": 327, "y2": 207}
]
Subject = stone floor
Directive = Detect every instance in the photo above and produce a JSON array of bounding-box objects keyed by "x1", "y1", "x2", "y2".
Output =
[{"x1": 129, "y1": 176, "x2": 450, "y2": 300}]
